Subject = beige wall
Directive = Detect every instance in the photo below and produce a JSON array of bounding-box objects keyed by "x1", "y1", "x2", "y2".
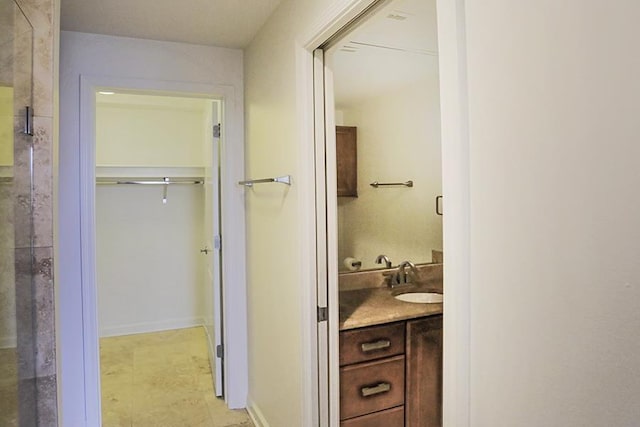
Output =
[
  {"x1": 248, "y1": 0, "x2": 640, "y2": 425},
  {"x1": 337, "y1": 79, "x2": 442, "y2": 271},
  {"x1": 244, "y1": 0, "x2": 333, "y2": 424}
]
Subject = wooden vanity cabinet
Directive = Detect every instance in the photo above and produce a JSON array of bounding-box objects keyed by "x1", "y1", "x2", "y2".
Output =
[
  {"x1": 336, "y1": 126, "x2": 357, "y2": 197},
  {"x1": 406, "y1": 315, "x2": 443, "y2": 427},
  {"x1": 339, "y1": 316, "x2": 442, "y2": 427}
]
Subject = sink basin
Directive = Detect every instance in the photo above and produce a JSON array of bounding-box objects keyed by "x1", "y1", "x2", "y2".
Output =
[{"x1": 394, "y1": 292, "x2": 443, "y2": 304}]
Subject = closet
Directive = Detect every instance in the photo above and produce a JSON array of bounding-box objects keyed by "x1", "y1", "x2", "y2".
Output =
[{"x1": 94, "y1": 91, "x2": 224, "y2": 422}]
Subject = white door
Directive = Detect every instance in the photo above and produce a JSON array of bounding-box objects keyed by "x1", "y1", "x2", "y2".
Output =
[
  {"x1": 203, "y1": 100, "x2": 224, "y2": 397},
  {"x1": 314, "y1": 47, "x2": 341, "y2": 426}
]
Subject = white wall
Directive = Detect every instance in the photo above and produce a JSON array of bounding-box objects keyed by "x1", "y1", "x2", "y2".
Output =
[
  {"x1": 95, "y1": 94, "x2": 209, "y2": 337},
  {"x1": 458, "y1": 0, "x2": 640, "y2": 425},
  {"x1": 59, "y1": 31, "x2": 246, "y2": 425},
  {"x1": 96, "y1": 93, "x2": 208, "y2": 167},
  {"x1": 336, "y1": 79, "x2": 442, "y2": 271},
  {"x1": 96, "y1": 185, "x2": 205, "y2": 336}
]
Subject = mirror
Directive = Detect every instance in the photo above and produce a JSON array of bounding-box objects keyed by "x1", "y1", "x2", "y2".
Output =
[{"x1": 331, "y1": 0, "x2": 442, "y2": 272}]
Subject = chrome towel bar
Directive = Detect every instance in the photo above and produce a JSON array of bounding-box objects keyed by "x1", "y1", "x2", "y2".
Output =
[
  {"x1": 238, "y1": 175, "x2": 292, "y2": 187},
  {"x1": 370, "y1": 180, "x2": 413, "y2": 188}
]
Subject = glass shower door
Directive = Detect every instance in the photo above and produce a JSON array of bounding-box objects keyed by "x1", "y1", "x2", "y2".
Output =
[{"x1": 0, "y1": 0, "x2": 35, "y2": 425}]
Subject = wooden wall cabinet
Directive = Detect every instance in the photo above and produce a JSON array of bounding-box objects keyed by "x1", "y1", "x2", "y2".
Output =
[
  {"x1": 339, "y1": 316, "x2": 443, "y2": 427},
  {"x1": 336, "y1": 126, "x2": 357, "y2": 197}
]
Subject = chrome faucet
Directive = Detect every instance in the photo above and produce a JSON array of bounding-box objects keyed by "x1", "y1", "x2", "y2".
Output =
[
  {"x1": 387, "y1": 260, "x2": 418, "y2": 287},
  {"x1": 375, "y1": 254, "x2": 392, "y2": 269}
]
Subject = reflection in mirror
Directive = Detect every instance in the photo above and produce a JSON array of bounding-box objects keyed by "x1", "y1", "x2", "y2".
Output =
[{"x1": 331, "y1": 0, "x2": 442, "y2": 272}]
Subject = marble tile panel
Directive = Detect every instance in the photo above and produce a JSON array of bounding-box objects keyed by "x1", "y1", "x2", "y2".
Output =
[
  {"x1": 11, "y1": 8, "x2": 32, "y2": 113},
  {"x1": 0, "y1": 347, "x2": 18, "y2": 382},
  {"x1": 32, "y1": 246, "x2": 55, "y2": 377},
  {"x1": 31, "y1": 116, "x2": 53, "y2": 248},
  {"x1": 15, "y1": 0, "x2": 54, "y2": 118},
  {"x1": 0, "y1": 384, "x2": 19, "y2": 427},
  {"x1": 12, "y1": 116, "x2": 53, "y2": 248},
  {"x1": 36, "y1": 374, "x2": 57, "y2": 427},
  {"x1": 11, "y1": 118, "x2": 32, "y2": 250},
  {"x1": 17, "y1": 377, "x2": 36, "y2": 427},
  {"x1": 0, "y1": 348, "x2": 18, "y2": 427},
  {"x1": 0, "y1": 38, "x2": 13, "y2": 87},
  {"x1": 13, "y1": 247, "x2": 35, "y2": 380},
  {"x1": 0, "y1": 183, "x2": 16, "y2": 346}
]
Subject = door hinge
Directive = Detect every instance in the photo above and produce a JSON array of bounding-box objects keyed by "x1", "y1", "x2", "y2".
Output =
[
  {"x1": 216, "y1": 344, "x2": 224, "y2": 359},
  {"x1": 214, "y1": 234, "x2": 222, "y2": 250},
  {"x1": 213, "y1": 123, "x2": 221, "y2": 138},
  {"x1": 317, "y1": 306, "x2": 328, "y2": 322}
]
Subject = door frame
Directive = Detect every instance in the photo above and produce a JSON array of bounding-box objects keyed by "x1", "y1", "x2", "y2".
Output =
[
  {"x1": 71, "y1": 75, "x2": 248, "y2": 425},
  {"x1": 298, "y1": 0, "x2": 471, "y2": 425}
]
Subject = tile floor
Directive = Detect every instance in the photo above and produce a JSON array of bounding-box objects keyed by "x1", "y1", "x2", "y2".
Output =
[{"x1": 100, "y1": 327, "x2": 252, "y2": 427}]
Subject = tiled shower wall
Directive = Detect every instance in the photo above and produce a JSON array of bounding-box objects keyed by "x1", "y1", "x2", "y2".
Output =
[{"x1": 14, "y1": 0, "x2": 57, "y2": 425}]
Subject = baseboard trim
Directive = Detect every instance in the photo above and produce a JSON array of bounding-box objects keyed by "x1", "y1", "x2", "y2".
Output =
[
  {"x1": 99, "y1": 317, "x2": 204, "y2": 337},
  {"x1": 247, "y1": 398, "x2": 270, "y2": 427},
  {"x1": 0, "y1": 335, "x2": 16, "y2": 349}
]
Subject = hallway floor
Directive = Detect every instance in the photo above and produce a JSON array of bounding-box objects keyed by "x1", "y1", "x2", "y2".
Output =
[{"x1": 100, "y1": 327, "x2": 252, "y2": 427}]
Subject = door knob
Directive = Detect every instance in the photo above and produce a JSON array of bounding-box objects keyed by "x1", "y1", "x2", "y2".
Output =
[{"x1": 200, "y1": 247, "x2": 210, "y2": 254}]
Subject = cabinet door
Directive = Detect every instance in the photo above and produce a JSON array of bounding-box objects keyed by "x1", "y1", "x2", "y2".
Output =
[
  {"x1": 406, "y1": 315, "x2": 443, "y2": 427},
  {"x1": 336, "y1": 126, "x2": 357, "y2": 197}
]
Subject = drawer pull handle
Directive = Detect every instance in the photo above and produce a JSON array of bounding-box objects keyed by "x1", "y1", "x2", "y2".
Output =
[
  {"x1": 361, "y1": 339, "x2": 391, "y2": 352},
  {"x1": 361, "y1": 382, "x2": 391, "y2": 397}
]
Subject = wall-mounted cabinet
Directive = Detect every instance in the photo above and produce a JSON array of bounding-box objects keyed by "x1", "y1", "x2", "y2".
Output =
[{"x1": 336, "y1": 126, "x2": 357, "y2": 197}]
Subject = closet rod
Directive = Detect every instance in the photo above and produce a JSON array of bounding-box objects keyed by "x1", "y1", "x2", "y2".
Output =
[{"x1": 96, "y1": 177, "x2": 204, "y2": 185}]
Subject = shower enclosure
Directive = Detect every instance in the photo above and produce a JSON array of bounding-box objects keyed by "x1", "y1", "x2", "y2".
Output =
[{"x1": 0, "y1": 0, "x2": 36, "y2": 425}]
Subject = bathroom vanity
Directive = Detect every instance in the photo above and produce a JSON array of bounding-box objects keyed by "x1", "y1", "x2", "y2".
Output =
[
  {"x1": 339, "y1": 316, "x2": 442, "y2": 426},
  {"x1": 338, "y1": 265, "x2": 443, "y2": 427}
]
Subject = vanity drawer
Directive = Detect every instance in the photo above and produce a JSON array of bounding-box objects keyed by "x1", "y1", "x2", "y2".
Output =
[
  {"x1": 340, "y1": 355, "x2": 405, "y2": 420},
  {"x1": 340, "y1": 406, "x2": 404, "y2": 427},
  {"x1": 339, "y1": 322, "x2": 405, "y2": 366}
]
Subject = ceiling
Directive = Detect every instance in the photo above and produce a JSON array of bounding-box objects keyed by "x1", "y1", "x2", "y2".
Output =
[
  {"x1": 332, "y1": 0, "x2": 439, "y2": 107},
  {"x1": 60, "y1": 0, "x2": 283, "y2": 48}
]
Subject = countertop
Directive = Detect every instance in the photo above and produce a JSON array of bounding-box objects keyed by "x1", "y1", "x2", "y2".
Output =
[{"x1": 339, "y1": 286, "x2": 443, "y2": 330}]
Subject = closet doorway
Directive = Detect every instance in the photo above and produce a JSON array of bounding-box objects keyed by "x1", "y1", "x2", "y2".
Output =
[{"x1": 93, "y1": 91, "x2": 235, "y2": 425}]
